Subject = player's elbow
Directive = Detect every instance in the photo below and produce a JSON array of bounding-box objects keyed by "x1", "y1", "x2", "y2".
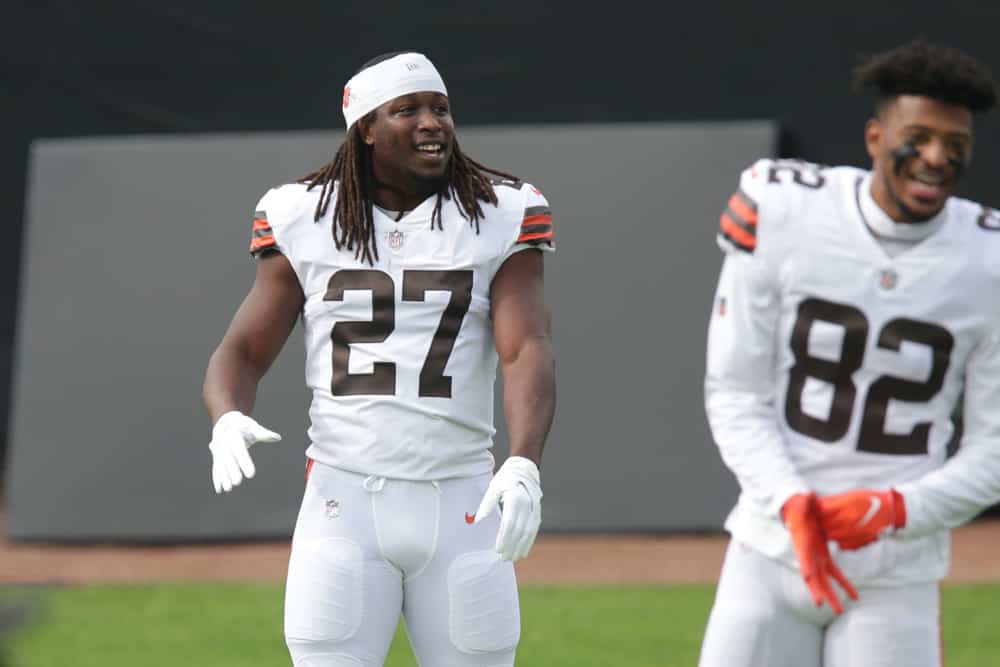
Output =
[
  {"x1": 498, "y1": 333, "x2": 554, "y2": 372},
  {"x1": 208, "y1": 337, "x2": 269, "y2": 384}
]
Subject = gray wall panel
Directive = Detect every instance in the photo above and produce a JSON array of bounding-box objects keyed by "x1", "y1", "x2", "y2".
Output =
[{"x1": 6, "y1": 122, "x2": 775, "y2": 540}]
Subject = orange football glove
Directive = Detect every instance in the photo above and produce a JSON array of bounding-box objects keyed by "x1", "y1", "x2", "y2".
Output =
[
  {"x1": 782, "y1": 492, "x2": 858, "y2": 615},
  {"x1": 817, "y1": 488, "x2": 906, "y2": 550}
]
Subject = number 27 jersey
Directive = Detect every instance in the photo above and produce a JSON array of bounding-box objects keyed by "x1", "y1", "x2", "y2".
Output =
[{"x1": 251, "y1": 180, "x2": 554, "y2": 481}]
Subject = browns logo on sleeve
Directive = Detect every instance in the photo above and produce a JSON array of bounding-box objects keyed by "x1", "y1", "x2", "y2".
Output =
[
  {"x1": 719, "y1": 189, "x2": 758, "y2": 253},
  {"x1": 249, "y1": 210, "x2": 277, "y2": 257}
]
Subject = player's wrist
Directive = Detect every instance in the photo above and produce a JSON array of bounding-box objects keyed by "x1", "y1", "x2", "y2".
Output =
[
  {"x1": 889, "y1": 488, "x2": 906, "y2": 529},
  {"x1": 213, "y1": 410, "x2": 248, "y2": 430},
  {"x1": 779, "y1": 490, "x2": 814, "y2": 524},
  {"x1": 503, "y1": 455, "x2": 540, "y2": 473},
  {"x1": 770, "y1": 479, "x2": 813, "y2": 520},
  {"x1": 496, "y1": 456, "x2": 542, "y2": 506}
]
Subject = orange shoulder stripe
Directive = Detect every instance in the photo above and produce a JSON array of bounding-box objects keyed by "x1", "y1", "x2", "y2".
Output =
[
  {"x1": 250, "y1": 235, "x2": 277, "y2": 252},
  {"x1": 518, "y1": 230, "x2": 554, "y2": 243},
  {"x1": 720, "y1": 213, "x2": 756, "y2": 251}
]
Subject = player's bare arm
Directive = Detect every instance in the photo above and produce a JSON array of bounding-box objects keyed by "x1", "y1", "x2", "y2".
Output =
[
  {"x1": 202, "y1": 251, "x2": 304, "y2": 493},
  {"x1": 491, "y1": 247, "x2": 555, "y2": 466},
  {"x1": 473, "y1": 246, "x2": 554, "y2": 562},
  {"x1": 203, "y1": 252, "x2": 304, "y2": 421}
]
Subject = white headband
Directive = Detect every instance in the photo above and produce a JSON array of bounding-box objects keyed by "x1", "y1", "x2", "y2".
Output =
[{"x1": 342, "y1": 53, "x2": 448, "y2": 129}]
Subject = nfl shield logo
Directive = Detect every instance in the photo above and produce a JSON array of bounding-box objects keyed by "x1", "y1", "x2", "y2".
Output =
[
  {"x1": 325, "y1": 500, "x2": 341, "y2": 518},
  {"x1": 388, "y1": 230, "x2": 404, "y2": 249},
  {"x1": 879, "y1": 269, "x2": 898, "y2": 290}
]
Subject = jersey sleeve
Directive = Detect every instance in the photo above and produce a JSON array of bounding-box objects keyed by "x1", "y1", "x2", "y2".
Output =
[
  {"x1": 716, "y1": 159, "x2": 788, "y2": 256},
  {"x1": 248, "y1": 186, "x2": 297, "y2": 258},
  {"x1": 896, "y1": 327, "x2": 1000, "y2": 537},
  {"x1": 718, "y1": 187, "x2": 759, "y2": 254},
  {"x1": 705, "y1": 161, "x2": 809, "y2": 518},
  {"x1": 500, "y1": 183, "x2": 555, "y2": 264},
  {"x1": 249, "y1": 208, "x2": 278, "y2": 257}
]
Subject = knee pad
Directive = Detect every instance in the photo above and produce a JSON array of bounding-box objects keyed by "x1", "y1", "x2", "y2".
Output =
[
  {"x1": 285, "y1": 537, "x2": 364, "y2": 644},
  {"x1": 448, "y1": 550, "x2": 520, "y2": 654}
]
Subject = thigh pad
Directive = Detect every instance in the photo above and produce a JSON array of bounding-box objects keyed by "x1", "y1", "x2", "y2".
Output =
[
  {"x1": 285, "y1": 537, "x2": 364, "y2": 643},
  {"x1": 447, "y1": 550, "x2": 520, "y2": 654}
]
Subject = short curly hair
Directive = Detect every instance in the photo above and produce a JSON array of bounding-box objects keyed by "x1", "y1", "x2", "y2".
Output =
[{"x1": 853, "y1": 38, "x2": 998, "y2": 113}]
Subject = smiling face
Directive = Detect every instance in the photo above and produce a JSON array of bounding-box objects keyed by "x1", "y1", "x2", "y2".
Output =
[
  {"x1": 866, "y1": 94, "x2": 973, "y2": 222},
  {"x1": 360, "y1": 91, "x2": 455, "y2": 210}
]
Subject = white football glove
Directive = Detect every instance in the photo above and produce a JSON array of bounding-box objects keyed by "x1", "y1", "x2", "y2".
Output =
[
  {"x1": 208, "y1": 411, "x2": 282, "y2": 494},
  {"x1": 475, "y1": 456, "x2": 542, "y2": 562}
]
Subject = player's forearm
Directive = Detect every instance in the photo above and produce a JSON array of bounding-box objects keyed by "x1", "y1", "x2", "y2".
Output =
[
  {"x1": 202, "y1": 344, "x2": 266, "y2": 424},
  {"x1": 705, "y1": 253, "x2": 806, "y2": 514},
  {"x1": 898, "y1": 333, "x2": 1000, "y2": 537},
  {"x1": 896, "y1": 438, "x2": 1000, "y2": 537},
  {"x1": 705, "y1": 382, "x2": 809, "y2": 516},
  {"x1": 500, "y1": 336, "x2": 555, "y2": 467}
]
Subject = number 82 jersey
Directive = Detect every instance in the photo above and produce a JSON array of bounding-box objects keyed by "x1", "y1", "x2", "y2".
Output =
[
  {"x1": 706, "y1": 159, "x2": 1000, "y2": 583},
  {"x1": 251, "y1": 179, "x2": 554, "y2": 480}
]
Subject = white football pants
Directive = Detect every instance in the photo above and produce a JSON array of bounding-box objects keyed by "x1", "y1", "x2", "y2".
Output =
[
  {"x1": 698, "y1": 540, "x2": 941, "y2": 667},
  {"x1": 284, "y1": 461, "x2": 519, "y2": 667}
]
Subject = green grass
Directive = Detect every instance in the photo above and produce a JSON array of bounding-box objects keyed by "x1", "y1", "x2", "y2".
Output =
[{"x1": 2, "y1": 583, "x2": 999, "y2": 666}]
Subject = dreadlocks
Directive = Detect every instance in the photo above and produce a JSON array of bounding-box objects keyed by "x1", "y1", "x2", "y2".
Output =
[
  {"x1": 853, "y1": 38, "x2": 998, "y2": 115},
  {"x1": 298, "y1": 119, "x2": 517, "y2": 266}
]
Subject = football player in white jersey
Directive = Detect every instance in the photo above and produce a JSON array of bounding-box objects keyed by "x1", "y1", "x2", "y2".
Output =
[
  {"x1": 700, "y1": 40, "x2": 999, "y2": 667},
  {"x1": 202, "y1": 52, "x2": 555, "y2": 667}
]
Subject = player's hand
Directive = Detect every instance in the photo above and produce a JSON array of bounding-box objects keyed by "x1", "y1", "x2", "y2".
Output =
[
  {"x1": 817, "y1": 488, "x2": 906, "y2": 550},
  {"x1": 475, "y1": 456, "x2": 542, "y2": 562},
  {"x1": 782, "y1": 492, "x2": 858, "y2": 615},
  {"x1": 208, "y1": 411, "x2": 282, "y2": 494}
]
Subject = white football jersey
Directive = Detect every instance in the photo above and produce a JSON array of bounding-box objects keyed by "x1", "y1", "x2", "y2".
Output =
[
  {"x1": 250, "y1": 178, "x2": 554, "y2": 480},
  {"x1": 706, "y1": 159, "x2": 1000, "y2": 584}
]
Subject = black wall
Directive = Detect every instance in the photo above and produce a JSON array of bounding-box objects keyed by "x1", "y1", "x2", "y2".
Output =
[{"x1": 4, "y1": 1, "x2": 999, "y2": 479}]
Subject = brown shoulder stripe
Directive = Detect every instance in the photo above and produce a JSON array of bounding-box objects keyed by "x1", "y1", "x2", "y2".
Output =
[
  {"x1": 729, "y1": 190, "x2": 758, "y2": 224},
  {"x1": 524, "y1": 205, "x2": 552, "y2": 218},
  {"x1": 520, "y1": 223, "x2": 552, "y2": 235}
]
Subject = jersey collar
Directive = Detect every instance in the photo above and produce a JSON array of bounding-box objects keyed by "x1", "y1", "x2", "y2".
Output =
[
  {"x1": 372, "y1": 194, "x2": 438, "y2": 229},
  {"x1": 858, "y1": 173, "x2": 947, "y2": 242}
]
